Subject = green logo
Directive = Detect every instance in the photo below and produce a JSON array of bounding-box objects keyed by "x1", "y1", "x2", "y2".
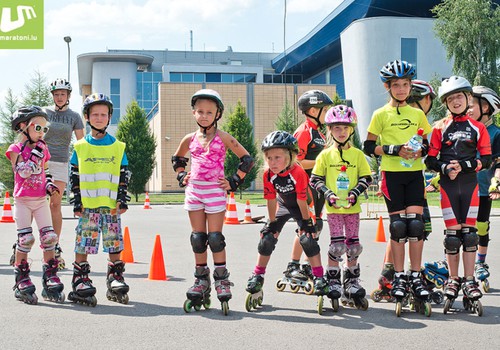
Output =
[{"x1": 0, "y1": 0, "x2": 44, "y2": 49}]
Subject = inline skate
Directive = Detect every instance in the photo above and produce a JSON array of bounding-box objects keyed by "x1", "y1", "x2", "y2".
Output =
[
  {"x1": 41, "y1": 258, "x2": 65, "y2": 303},
  {"x1": 213, "y1": 267, "x2": 233, "y2": 315},
  {"x1": 184, "y1": 266, "x2": 211, "y2": 313},
  {"x1": 314, "y1": 275, "x2": 329, "y2": 315},
  {"x1": 341, "y1": 265, "x2": 369, "y2": 310},
  {"x1": 13, "y1": 259, "x2": 38, "y2": 305},
  {"x1": 422, "y1": 260, "x2": 448, "y2": 305},
  {"x1": 245, "y1": 273, "x2": 264, "y2": 312},
  {"x1": 371, "y1": 263, "x2": 395, "y2": 303},
  {"x1": 68, "y1": 261, "x2": 97, "y2": 307},
  {"x1": 106, "y1": 260, "x2": 129, "y2": 304},
  {"x1": 391, "y1": 273, "x2": 409, "y2": 317},
  {"x1": 407, "y1": 271, "x2": 432, "y2": 317},
  {"x1": 275, "y1": 262, "x2": 314, "y2": 295},
  {"x1": 54, "y1": 243, "x2": 66, "y2": 270},
  {"x1": 442, "y1": 276, "x2": 461, "y2": 314},
  {"x1": 474, "y1": 262, "x2": 490, "y2": 293},
  {"x1": 9, "y1": 242, "x2": 16, "y2": 266},
  {"x1": 325, "y1": 267, "x2": 342, "y2": 312},
  {"x1": 462, "y1": 277, "x2": 483, "y2": 316}
]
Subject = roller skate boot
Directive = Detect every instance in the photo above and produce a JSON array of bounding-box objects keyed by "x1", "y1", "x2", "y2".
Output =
[
  {"x1": 423, "y1": 260, "x2": 449, "y2": 289},
  {"x1": 442, "y1": 277, "x2": 461, "y2": 314},
  {"x1": 391, "y1": 272, "x2": 409, "y2": 317},
  {"x1": 184, "y1": 266, "x2": 211, "y2": 313},
  {"x1": 41, "y1": 258, "x2": 65, "y2": 303},
  {"x1": 276, "y1": 262, "x2": 313, "y2": 294},
  {"x1": 54, "y1": 243, "x2": 66, "y2": 270},
  {"x1": 9, "y1": 242, "x2": 16, "y2": 266},
  {"x1": 68, "y1": 261, "x2": 97, "y2": 307},
  {"x1": 245, "y1": 273, "x2": 264, "y2": 312},
  {"x1": 474, "y1": 262, "x2": 490, "y2": 293},
  {"x1": 462, "y1": 277, "x2": 483, "y2": 316},
  {"x1": 408, "y1": 271, "x2": 432, "y2": 316},
  {"x1": 13, "y1": 260, "x2": 38, "y2": 305},
  {"x1": 341, "y1": 265, "x2": 368, "y2": 310},
  {"x1": 106, "y1": 260, "x2": 130, "y2": 304},
  {"x1": 213, "y1": 267, "x2": 233, "y2": 315},
  {"x1": 371, "y1": 263, "x2": 395, "y2": 302},
  {"x1": 314, "y1": 275, "x2": 329, "y2": 315},
  {"x1": 420, "y1": 267, "x2": 444, "y2": 305}
]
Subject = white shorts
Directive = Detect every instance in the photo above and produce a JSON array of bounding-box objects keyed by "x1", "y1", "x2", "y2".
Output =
[
  {"x1": 47, "y1": 161, "x2": 69, "y2": 183},
  {"x1": 184, "y1": 180, "x2": 227, "y2": 214}
]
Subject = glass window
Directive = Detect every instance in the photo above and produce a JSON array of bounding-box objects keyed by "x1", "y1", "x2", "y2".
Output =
[
  {"x1": 153, "y1": 72, "x2": 162, "y2": 82},
  {"x1": 170, "y1": 73, "x2": 181, "y2": 82},
  {"x1": 293, "y1": 75, "x2": 303, "y2": 84},
  {"x1": 111, "y1": 109, "x2": 120, "y2": 125},
  {"x1": 233, "y1": 74, "x2": 245, "y2": 83},
  {"x1": 401, "y1": 38, "x2": 418, "y2": 77},
  {"x1": 221, "y1": 74, "x2": 232, "y2": 83},
  {"x1": 311, "y1": 73, "x2": 326, "y2": 84},
  {"x1": 194, "y1": 73, "x2": 204, "y2": 82},
  {"x1": 143, "y1": 83, "x2": 153, "y2": 100},
  {"x1": 110, "y1": 79, "x2": 120, "y2": 94},
  {"x1": 136, "y1": 72, "x2": 143, "y2": 82},
  {"x1": 182, "y1": 73, "x2": 193, "y2": 82},
  {"x1": 264, "y1": 75, "x2": 272, "y2": 83},
  {"x1": 136, "y1": 82, "x2": 142, "y2": 100},
  {"x1": 245, "y1": 74, "x2": 256, "y2": 83},
  {"x1": 273, "y1": 75, "x2": 283, "y2": 84},
  {"x1": 206, "y1": 73, "x2": 221, "y2": 82},
  {"x1": 143, "y1": 72, "x2": 152, "y2": 82}
]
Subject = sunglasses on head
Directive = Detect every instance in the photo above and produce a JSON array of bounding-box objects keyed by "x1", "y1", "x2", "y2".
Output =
[{"x1": 29, "y1": 123, "x2": 49, "y2": 133}]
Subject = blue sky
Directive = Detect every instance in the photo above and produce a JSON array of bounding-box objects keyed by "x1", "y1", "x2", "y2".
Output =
[{"x1": 0, "y1": 0, "x2": 342, "y2": 112}]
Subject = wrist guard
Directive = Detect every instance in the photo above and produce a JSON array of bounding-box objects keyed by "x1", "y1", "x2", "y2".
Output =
[
  {"x1": 45, "y1": 173, "x2": 59, "y2": 196},
  {"x1": 382, "y1": 144, "x2": 402, "y2": 156},
  {"x1": 226, "y1": 173, "x2": 242, "y2": 192},
  {"x1": 29, "y1": 140, "x2": 46, "y2": 163},
  {"x1": 459, "y1": 159, "x2": 477, "y2": 173},
  {"x1": 261, "y1": 220, "x2": 279, "y2": 235},
  {"x1": 177, "y1": 171, "x2": 187, "y2": 188},
  {"x1": 172, "y1": 156, "x2": 189, "y2": 172},
  {"x1": 299, "y1": 218, "x2": 316, "y2": 234},
  {"x1": 238, "y1": 155, "x2": 255, "y2": 173}
]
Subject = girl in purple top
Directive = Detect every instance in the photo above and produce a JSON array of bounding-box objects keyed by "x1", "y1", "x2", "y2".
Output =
[
  {"x1": 172, "y1": 89, "x2": 254, "y2": 314},
  {"x1": 5, "y1": 106, "x2": 63, "y2": 304}
]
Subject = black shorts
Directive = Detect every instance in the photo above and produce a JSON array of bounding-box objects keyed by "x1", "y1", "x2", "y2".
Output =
[
  {"x1": 440, "y1": 172, "x2": 479, "y2": 226},
  {"x1": 380, "y1": 171, "x2": 425, "y2": 213}
]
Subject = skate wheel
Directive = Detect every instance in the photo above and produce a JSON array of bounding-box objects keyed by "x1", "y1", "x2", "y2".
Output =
[
  {"x1": 395, "y1": 301, "x2": 402, "y2": 317},
  {"x1": 359, "y1": 298, "x2": 369, "y2": 311},
  {"x1": 121, "y1": 294, "x2": 129, "y2": 305},
  {"x1": 90, "y1": 296, "x2": 97, "y2": 307},
  {"x1": 331, "y1": 298, "x2": 339, "y2": 312},
  {"x1": 275, "y1": 279, "x2": 286, "y2": 292},
  {"x1": 443, "y1": 298, "x2": 452, "y2": 314},
  {"x1": 482, "y1": 279, "x2": 490, "y2": 293},
  {"x1": 476, "y1": 300, "x2": 483, "y2": 316},
  {"x1": 204, "y1": 298, "x2": 211, "y2": 310},
  {"x1": 57, "y1": 292, "x2": 66, "y2": 303},
  {"x1": 304, "y1": 281, "x2": 315, "y2": 295},
  {"x1": 183, "y1": 299, "x2": 193, "y2": 313},
  {"x1": 290, "y1": 284, "x2": 300, "y2": 294},
  {"x1": 245, "y1": 293, "x2": 253, "y2": 312},
  {"x1": 463, "y1": 297, "x2": 471, "y2": 310},
  {"x1": 194, "y1": 304, "x2": 202, "y2": 311},
  {"x1": 222, "y1": 301, "x2": 229, "y2": 316},
  {"x1": 432, "y1": 291, "x2": 444, "y2": 305},
  {"x1": 317, "y1": 296, "x2": 324, "y2": 315},
  {"x1": 370, "y1": 289, "x2": 383, "y2": 303},
  {"x1": 424, "y1": 302, "x2": 432, "y2": 317}
]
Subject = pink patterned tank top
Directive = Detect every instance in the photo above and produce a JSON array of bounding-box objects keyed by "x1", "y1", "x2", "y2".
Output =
[{"x1": 189, "y1": 132, "x2": 226, "y2": 182}]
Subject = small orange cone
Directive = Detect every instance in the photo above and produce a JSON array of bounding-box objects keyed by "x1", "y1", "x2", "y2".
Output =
[
  {"x1": 148, "y1": 234, "x2": 168, "y2": 280},
  {"x1": 241, "y1": 200, "x2": 254, "y2": 224},
  {"x1": 120, "y1": 226, "x2": 135, "y2": 263},
  {"x1": 375, "y1": 216, "x2": 386, "y2": 242},
  {"x1": 224, "y1": 192, "x2": 240, "y2": 225},
  {"x1": 0, "y1": 191, "x2": 15, "y2": 223},
  {"x1": 308, "y1": 200, "x2": 316, "y2": 225},
  {"x1": 143, "y1": 192, "x2": 152, "y2": 209}
]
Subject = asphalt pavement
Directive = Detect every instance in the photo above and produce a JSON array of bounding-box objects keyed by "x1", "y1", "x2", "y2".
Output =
[{"x1": 0, "y1": 202, "x2": 499, "y2": 349}]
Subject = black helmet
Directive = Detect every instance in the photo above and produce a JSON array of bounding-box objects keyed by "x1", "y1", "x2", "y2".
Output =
[
  {"x1": 298, "y1": 90, "x2": 333, "y2": 112},
  {"x1": 191, "y1": 89, "x2": 224, "y2": 118},
  {"x1": 261, "y1": 131, "x2": 298, "y2": 153},
  {"x1": 82, "y1": 93, "x2": 113, "y2": 117},
  {"x1": 11, "y1": 106, "x2": 48, "y2": 131},
  {"x1": 379, "y1": 60, "x2": 416, "y2": 83}
]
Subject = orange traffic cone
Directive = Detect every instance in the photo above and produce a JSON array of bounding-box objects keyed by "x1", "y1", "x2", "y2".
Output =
[
  {"x1": 308, "y1": 200, "x2": 316, "y2": 225},
  {"x1": 148, "y1": 234, "x2": 168, "y2": 280},
  {"x1": 120, "y1": 226, "x2": 135, "y2": 263},
  {"x1": 375, "y1": 216, "x2": 386, "y2": 242},
  {"x1": 241, "y1": 200, "x2": 254, "y2": 224},
  {"x1": 143, "y1": 192, "x2": 152, "y2": 209},
  {"x1": 224, "y1": 192, "x2": 240, "y2": 225},
  {"x1": 0, "y1": 191, "x2": 15, "y2": 223}
]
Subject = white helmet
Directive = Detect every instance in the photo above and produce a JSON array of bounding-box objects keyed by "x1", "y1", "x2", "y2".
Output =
[
  {"x1": 50, "y1": 78, "x2": 72, "y2": 93},
  {"x1": 472, "y1": 86, "x2": 500, "y2": 116},
  {"x1": 438, "y1": 76, "x2": 472, "y2": 103}
]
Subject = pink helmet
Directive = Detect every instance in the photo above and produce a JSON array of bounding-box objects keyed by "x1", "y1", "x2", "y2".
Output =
[{"x1": 325, "y1": 105, "x2": 357, "y2": 127}]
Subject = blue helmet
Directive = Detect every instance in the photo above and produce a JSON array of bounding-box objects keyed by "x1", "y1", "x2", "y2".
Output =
[{"x1": 380, "y1": 60, "x2": 416, "y2": 83}]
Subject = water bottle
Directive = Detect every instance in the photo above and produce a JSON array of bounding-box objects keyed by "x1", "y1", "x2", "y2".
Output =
[
  {"x1": 336, "y1": 165, "x2": 350, "y2": 207},
  {"x1": 400, "y1": 128, "x2": 424, "y2": 168}
]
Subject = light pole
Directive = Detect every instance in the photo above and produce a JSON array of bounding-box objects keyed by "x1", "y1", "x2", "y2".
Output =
[{"x1": 64, "y1": 36, "x2": 71, "y2": 81}]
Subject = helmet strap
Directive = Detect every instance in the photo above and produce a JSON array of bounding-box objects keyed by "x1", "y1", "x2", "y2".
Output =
[
  {"x1": 333, "y1": 134, "x2": 352, "y2": 165},
  {"x1": 88, "y1": 121, "x2": 108, "y2": 136},
  {"x1": 306, "y1": 106, "x2": 324, "y2": 128},
  {"x1": 447, "y1": 92, "x2": 469, "y2": 118}
]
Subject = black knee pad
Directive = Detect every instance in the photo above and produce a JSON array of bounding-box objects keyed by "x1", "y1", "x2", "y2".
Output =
[
  {"x1": 207, "y1": 231, "x2": 226, "y2": 253},
  {"x1": 461, "y1": 227, "x2": 479, "y2": 253},
  {"x1": 443, "y1": 229, "x2": 462, "y2": 255},
  {"x1": 258, "y1": 232, "x2": 278, "y2": 256},
  {"x1": 389, "y1": 214, "x2": 407, "y2": 243},
  {"x1": 190, "y1": 231, "x2": 208, "y2": 253},
  {"x1": 406, "y1": 213, "x2": 425, "y2": 242},
  {"x1": 299, "y1": 234, "x2": 321, "y2": 257}
]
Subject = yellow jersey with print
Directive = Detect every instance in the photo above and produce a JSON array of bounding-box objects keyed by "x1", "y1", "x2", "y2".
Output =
[{"x1": 367, "y1": 104, "x2": 431, "y2": 172}]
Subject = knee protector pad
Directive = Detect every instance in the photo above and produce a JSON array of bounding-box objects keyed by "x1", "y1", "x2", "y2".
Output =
[
  {"x1": 346, "y1": 238, "x2": 363, "y2": 262},
  {"x1": 423, "y1": 206, "x2": 432, "y2": 236},
  {"x1": 389, "y1": 214, "x2": 407, "y2": 243},
  {"x1": 476, "y1": 221, "x2": 490, "y2": 247},
  {"x1": 299, "y1": 234, "x2": 321, "y2": 257},
  {"x1": 462, "y1": 227, "x2": 479, "y2": 253},
  {"x1": 258, "y1": 232, "x2": 278, "y2": 256},
  {"x1": 207, "y1": 231, "x2": 226, "y2": 253},
  {"x1": 407, "y1": 213, "x2": 425, "y2": 242},
  {"x1": 443, "y1": 229, "x2": 462, "y2": 255},
  {"x1": 39, "y1": 226, "x2": 58, "y2": 251},
  {"x1": 328, "y1": 236, "x2": 347, "y2": 262},
  {"x1": 16, "y1": 227, "x2": 35, "y2": 253},
  {"x1": 190, "y1": 231, "x2": 208, "y2": 254}
]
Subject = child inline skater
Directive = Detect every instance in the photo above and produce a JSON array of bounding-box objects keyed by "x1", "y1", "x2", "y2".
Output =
[
  {"x1": 172, "y1": 89, "x2": 254, "y2": 315},
  {"x1": 6, "y1": 106, "x2": 63, "y2": 304},
  {"x1": 68, "y1": 93, "x2": 131, "y2": 307},
  {"x1": 363, "y1": 60, "x2": 432, "y2": 317},
  {"x1": 310, "y1": 105, "x2": 372, "y2": 311},
  {"x1": 426, "y1": 76, "x2": 491, "y2": 316},
  {"x1": 280, "y1": 90, "x2": 333, "y2": 291},
  {"x1": 468, "y1": 86, "x2": 500, "y2": 292},
  {"x1": 245, "y1": 131, "x2": 328, "y2": 313}
]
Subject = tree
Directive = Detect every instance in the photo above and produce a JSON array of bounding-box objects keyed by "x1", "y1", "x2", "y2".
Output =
[
  {"x1": 221, "y1": 101, "x2": 260, "y2": 195},
  {"x1": 115, "y1": 101, "x2": 156, "y2": 201},
  {"x1": 0, "y1": 88, "x2": 20, "y2": 192},
  {"x1": 427, "y1": 75, "x2": 448, "y2": 124},
  {"x1": 275, "y1": 100, "x2": 299, "y2": 134},
  {"x1": 22, "y1": 70, "x2": 53, "y2": 107},
  {"x1": 432, "y1": 0, "x2": 500, "y2": 87}
]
